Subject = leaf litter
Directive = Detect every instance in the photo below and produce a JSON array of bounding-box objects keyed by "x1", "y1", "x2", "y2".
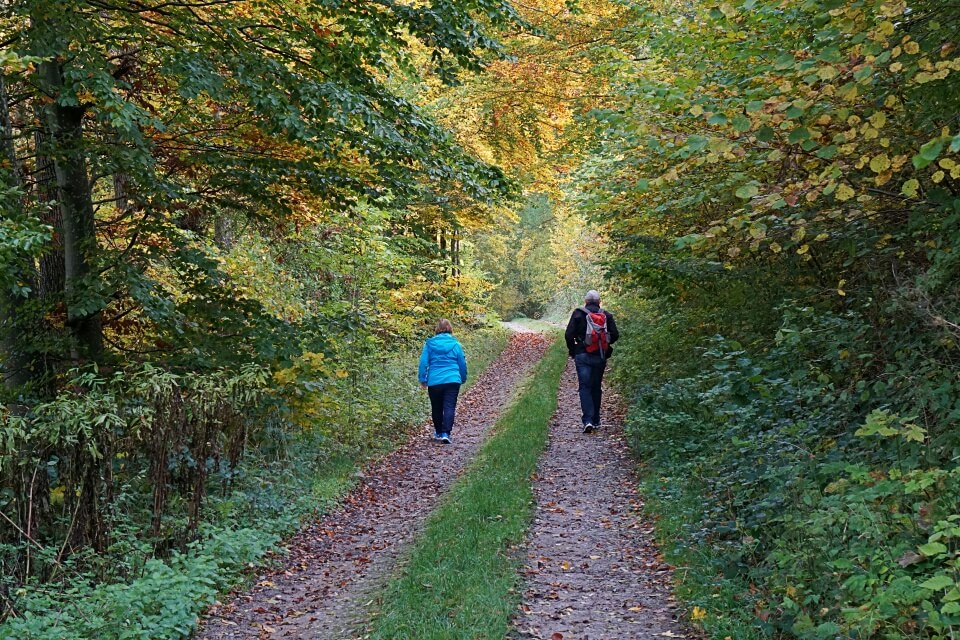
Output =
[{"x1": 509, "y1": 362, "x2": 688, "y2": 639}]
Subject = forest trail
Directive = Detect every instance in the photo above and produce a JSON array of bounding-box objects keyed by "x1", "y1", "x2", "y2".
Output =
[
  {"x1": 510, "y1": 362, "x2": 685, "y2": 639},
  {"x1": 197, "y1": 332, "x2": 550, "y2": 639}
]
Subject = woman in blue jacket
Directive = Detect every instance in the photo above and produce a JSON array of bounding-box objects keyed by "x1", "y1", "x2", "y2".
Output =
[{"x1": 418, "y1": 319, "x2": 468, "y2": 444}]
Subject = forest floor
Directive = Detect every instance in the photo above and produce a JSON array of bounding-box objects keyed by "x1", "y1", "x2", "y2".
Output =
[
  {"x1": 509, "y1": 363, "x2": 686, "y2": 639},
  {"x1": 196, "y1": 330, "x2": 684, "y2": 640}
]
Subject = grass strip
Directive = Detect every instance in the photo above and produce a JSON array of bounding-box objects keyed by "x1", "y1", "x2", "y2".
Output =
[{"x1": 367, "y1": 336, "x2": 568, "y2": 640}]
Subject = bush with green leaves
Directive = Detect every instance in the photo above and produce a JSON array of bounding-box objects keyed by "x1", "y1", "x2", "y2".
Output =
[{"x1": 615, "y1": 304, "x2": 960, "y2": 639}]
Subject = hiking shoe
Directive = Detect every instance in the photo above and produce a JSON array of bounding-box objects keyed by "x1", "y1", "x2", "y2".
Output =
[
  {"x1": 440, "y1": 433, "x2": 452, "y2": 444},
  {"x1": 582, "y1": 423, "x2": 595, "y2": 434},
  {"x1": 433, "y1": 432, "x2": 442, "y2": 441}
]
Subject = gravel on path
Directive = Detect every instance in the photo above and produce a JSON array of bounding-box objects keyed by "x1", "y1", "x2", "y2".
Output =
[
  {"x1": 197, "y1": 332, "x2": 551, "y2": 640},
  {"x1": 510, "y1": 360, "x2": 687, "y2": 640}
]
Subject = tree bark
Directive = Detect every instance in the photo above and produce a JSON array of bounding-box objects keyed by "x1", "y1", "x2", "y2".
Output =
[
  {"x1": 214, "y1": 215, "x2": 234, "y2": 251},
  {"x1": 40, "y1": 60, "x2": 103, "y2": 362},
  {"x1": 34, "y1": 115, "x2": 66, "y2": 302}
]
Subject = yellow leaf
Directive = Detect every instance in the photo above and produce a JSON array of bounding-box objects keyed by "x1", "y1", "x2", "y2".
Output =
[
  {"x1": 905, "y1": 41, "x2": 920, "y2": 55},
  {"x1": 869, "y1": 112, "x2": 887, "y2": 129},
  {"x1": 932, "y1": 170, "x2": 945, "y2": 183},
  {"x1": 797, "y1": 244, "x2": 810, "y2": 255},
  {"x1": 691, "y1": 606, "x2": 708, "y2": 621},
  {"x1": 836, "y1": 184, "x2": 855, "y2": 201},
  {"x1": 818, "y1": 66, "x2": 838, "y2": 81},
  {"x1": 901, "y1": 178, "x2": 920, "y2": 197},
  {"x1": 870, "y1": 154, "x2": 891, "y2": 173}
]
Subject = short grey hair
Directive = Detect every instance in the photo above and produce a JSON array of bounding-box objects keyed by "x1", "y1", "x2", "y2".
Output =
[{"x1": 584, "y1": 290, "x2": 601, "y2": 304}]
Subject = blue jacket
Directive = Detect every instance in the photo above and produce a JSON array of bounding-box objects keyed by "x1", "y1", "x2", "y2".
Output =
[{"x1": 418, "y1": 333, "x2": 468, "y2": 386}]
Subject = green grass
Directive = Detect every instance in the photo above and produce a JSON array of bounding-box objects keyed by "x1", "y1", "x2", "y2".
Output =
[{"x1": 366, "y1": 336, "x2": 568, "y2": 640}]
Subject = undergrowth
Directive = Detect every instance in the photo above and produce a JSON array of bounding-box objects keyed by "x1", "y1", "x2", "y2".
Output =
[{"x1": 613, "y1": 299, "x2": 960, "y2": 640}]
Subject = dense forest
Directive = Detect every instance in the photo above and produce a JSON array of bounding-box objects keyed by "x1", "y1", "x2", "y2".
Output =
[{"x1": 2, "y1": 0, "x2": 960, "y2": 638}]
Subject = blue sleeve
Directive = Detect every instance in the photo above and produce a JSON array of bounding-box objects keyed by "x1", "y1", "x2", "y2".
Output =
[
  {"x1": 458, "y1": 345, "x2": 468, "y2": 384},
  {"x1": 418, "y1": 343, "x2": 429, "y2": 384}
]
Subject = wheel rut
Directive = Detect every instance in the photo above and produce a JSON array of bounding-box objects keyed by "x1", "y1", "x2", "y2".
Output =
[
  {"x1": 197, "y1": 332, "x2": 551, "y2": 639},
  {"x1": 510, "y1": 361, "x2": 687, "y2": 639}
]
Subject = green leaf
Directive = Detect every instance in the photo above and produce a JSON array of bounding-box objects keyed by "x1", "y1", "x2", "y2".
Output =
[
  {"x1": 686, "y1": 135, "x2": 709, "y2": 152},
  {"x1": 732, "y1": 115, "x2": 752, "y2": 132},
  {"x1": 756, "y1": 126, "x2": 775, "y2": 142},
  {"x1": 708, "y1": 113, "x2": 728, "y2": 126},
  {"x1": 921, "y1": 575, "x2": 954, "y2": 591},
  {"x1": 816, "y1": 145, "x2": 838, "y2": 160},
  {"x1": 788, "y1": 127, "x2": 811, "y2": 144},
  {"x1": 736, "y1": 184, "x2": 759, "y2": 199},
  {"x1": 919, "y1": 542, "x2": 948, "y2": 557},
  {"x1": 914, "y1": 138, "x2": 946, "y2": 169}
]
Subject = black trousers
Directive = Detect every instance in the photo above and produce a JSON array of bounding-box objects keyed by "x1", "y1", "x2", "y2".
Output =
[
  {"x1": 574, "y1": 352, "x2": 606, "y2": 426},
  {"x1": 428, "y1": 382, "x2": 461, "y2": 435}
]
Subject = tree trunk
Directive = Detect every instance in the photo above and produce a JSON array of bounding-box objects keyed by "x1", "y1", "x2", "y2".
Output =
[
  {"x1": 32, "y1": 106, "x2": 65, "y2": 303},
  {"x1": 40, "y1": 60, "x2": 103, "y2": 362},
  {"x1": 453, "y1": 231, "x2": 461, "y2": 280},
  {"x1": 214, "y1": 215, "x2": 234, "y2": 251}
]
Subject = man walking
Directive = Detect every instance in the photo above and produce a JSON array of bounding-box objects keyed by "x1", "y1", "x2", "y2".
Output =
[{"x1": 565, "y1": 290, "x2": 619, "y2": 433}]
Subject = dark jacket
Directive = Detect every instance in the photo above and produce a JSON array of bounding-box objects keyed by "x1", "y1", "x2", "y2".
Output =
[{"x1": 565, "y1": 303, "x2": 619, "y2": 358}]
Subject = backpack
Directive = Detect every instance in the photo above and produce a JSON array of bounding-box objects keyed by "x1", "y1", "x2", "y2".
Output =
[{"x1": 580, "y1": 307, "x2": 609, "y2": 357}]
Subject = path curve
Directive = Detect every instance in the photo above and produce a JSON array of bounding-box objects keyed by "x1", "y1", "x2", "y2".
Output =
[
  {"x1": 198, "y1": 332, "x2": 551, "y2": 639},
  {"x1": 510, "y1": 361, "x2": 686, "y2": 639}
]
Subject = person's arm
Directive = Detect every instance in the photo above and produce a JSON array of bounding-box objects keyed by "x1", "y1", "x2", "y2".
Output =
[
  {"x1": 418, "y1": 343, "x2": 430, "y2": 385},
  {"x1": 564, "y1": 310, "x2": 580, "y2": 356},
  {"x1": 457, "y1": 346, "x2": 468, "y2": 384},
  {"x1": 606, "y1": 312, "x2": 620, "y2": 345}
]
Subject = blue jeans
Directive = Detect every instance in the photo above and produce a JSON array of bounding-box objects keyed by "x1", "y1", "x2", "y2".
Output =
[
  {"x1": 574, "y1": 352, "x2": 606, "y2": 426},
  {"x1": 428, "y1": 382, "x2": 461, "y2": 435}
]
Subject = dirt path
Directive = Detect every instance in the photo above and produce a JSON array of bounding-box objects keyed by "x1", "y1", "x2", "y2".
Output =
[
  {"x1": 197, "y1": 332, "x2": 551, "y2": 639},
  {"x1": 510, "y1": 361, "x2": 686, "y2": 639}
]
